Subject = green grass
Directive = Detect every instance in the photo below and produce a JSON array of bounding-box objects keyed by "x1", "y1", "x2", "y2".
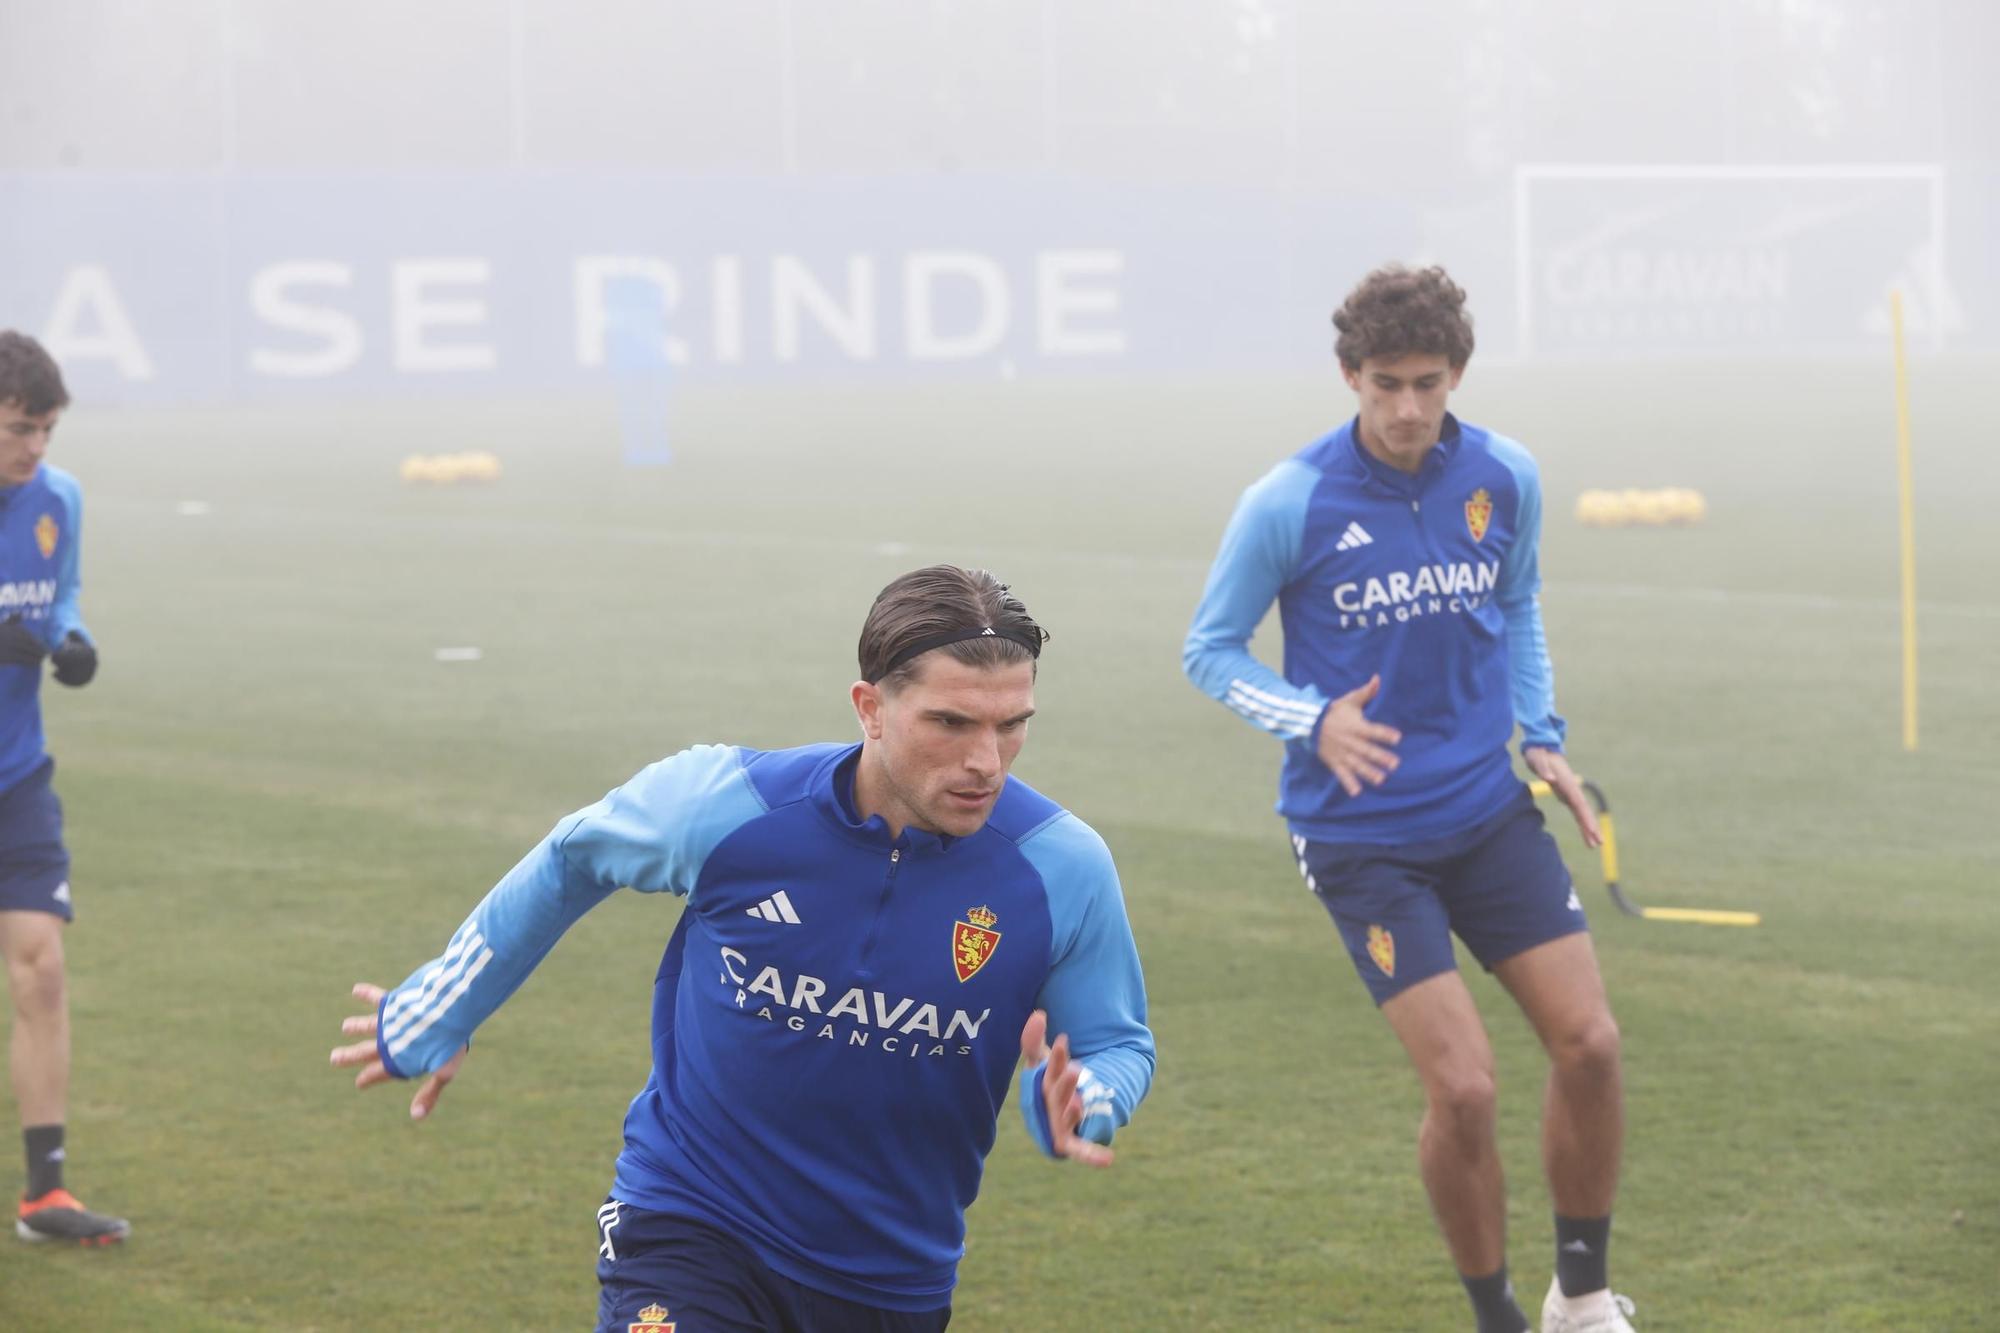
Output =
[{"x1": 3, "y1": 362, "x2": 1995, "y2": 1329}]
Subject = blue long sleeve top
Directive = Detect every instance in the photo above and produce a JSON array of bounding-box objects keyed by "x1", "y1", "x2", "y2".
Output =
[
  {"x1": 0, "y1": 464, "x2": 89, "y2": 795},
  {"x1": 1184, "y1": 415, "x2": 1565, "y2": 844},
  {"x1": 375, "y1": 741, "x2": 1154, "y2": 1312}
]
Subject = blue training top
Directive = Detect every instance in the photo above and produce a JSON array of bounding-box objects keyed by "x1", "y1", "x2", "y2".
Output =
[
  {"x1": 1184, "y1": 415, "x2": 1565, "y2": 844},
  {"x1": 0, "y1": 465, "x2": 90, "y2": 796},
  {"x1": 375, "y1": 741, "x2": 1154, "y2": 1312}
]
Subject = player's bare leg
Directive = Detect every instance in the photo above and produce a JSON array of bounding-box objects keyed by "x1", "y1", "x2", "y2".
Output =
[
  {"x1": 1494, "y1": 934, "x2": 1622, "y2": 1220},
  {"x1": 1495, "y1": 933, "x2": 1629, "y2": 1330},
  {"x1": 2, "y1": 910, "x2": 127, "y2": 1246},
  {"x1": 0, "y1": 912, "x2": 68, "y2": 1128},
  {"x1": 1381, "y1": 971, "x2": 1508, "y2": 1277}
]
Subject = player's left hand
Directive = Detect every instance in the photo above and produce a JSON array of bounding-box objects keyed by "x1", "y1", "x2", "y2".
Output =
[
  {"x1": 1523, "y1": 746, "x2": 1602, "y2": 849},
  {"x1": 50, "y1": 632, "x2": 97, "y2": 686},
  {"x1": 1019, "y1": 1009, "x2": 1113, "y2": 1168},
  {"x1": 330, "y1": 981, "x2": 467, "y2": 1121}
]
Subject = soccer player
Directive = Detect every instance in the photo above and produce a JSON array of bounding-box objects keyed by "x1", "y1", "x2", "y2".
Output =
[
  {"x1": 332, "y1": 565, "x2": 1154, "y2": 1332},
  {"x1": 0, "y1": 331, "x2": 125, "y2": 1246},
  {"x1": 1183, "y1": 267, "x2": 1633, "y2": 1333}
]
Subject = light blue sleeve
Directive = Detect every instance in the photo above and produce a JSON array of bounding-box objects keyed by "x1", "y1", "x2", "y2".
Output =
[
  {"x1": 43, "y1": 470, "x2": 89, "y2": 646},
  {"x1": 1182, "y1": 459, "x2": 1329, "y2": 742},
  {"x1": 1012, "y1": 812, "x2": 1154, "y2": 1159},
  {"x1": 1489, "y1": 438, "x2": 1566, "y2": 752},
  {"x1": 375, "y1": 744, "x2": 765, "y2": 1079}
]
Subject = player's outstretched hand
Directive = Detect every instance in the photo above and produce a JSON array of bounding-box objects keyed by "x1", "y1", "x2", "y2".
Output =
[
  {"x1": 1019, "y1": 1009, "x2": 1113, "y2": 1168},
  {"x1": 0, "y1": 615, "x2": 49, "y2": 668},
  {"x1": 1316, "y1": 674, "x2": 1402, "y2": 797},
  {"x1": 330, "y1": 981, "x2": 466, "y2": 1121},
  {"x1": 1523, "y1": 746, "x2": 1602, "y2": 849},
  {"x1": 50, "y1": 632, "x2": 97, "y2": 686}
]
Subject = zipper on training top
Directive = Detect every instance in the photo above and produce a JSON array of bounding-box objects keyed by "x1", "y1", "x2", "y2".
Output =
[{"x1": 855, "y1": 846, "x2": 902, "y2": 981}]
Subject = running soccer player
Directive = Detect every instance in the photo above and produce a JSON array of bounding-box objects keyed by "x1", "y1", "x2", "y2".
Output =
[
  {"x1": 332, "y1": 565, "x2": 1154, "y2": 1332},
  {"x1": 1183, "y1": 266, "x2": 1633, "y2": 1333},
  {"x1": 0, "y1": 331, "x2": 125, "y2": 1247}
]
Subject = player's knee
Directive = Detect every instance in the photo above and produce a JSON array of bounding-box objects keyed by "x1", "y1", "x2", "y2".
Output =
[
  {"x1": 1552, "y1": 1012, "x2": 1621, "y2": 1082},
  {"x1": 1427, "y1": 1065, "x2": 1498, "y2": 1133},
  {"x1": 4, "y1": 936, "x2": 67, "y2": 1017}
]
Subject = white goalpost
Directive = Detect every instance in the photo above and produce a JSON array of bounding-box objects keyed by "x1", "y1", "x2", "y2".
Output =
[{"x1": 1513, "y1": 163, "x2": 1948, "y2": 357}]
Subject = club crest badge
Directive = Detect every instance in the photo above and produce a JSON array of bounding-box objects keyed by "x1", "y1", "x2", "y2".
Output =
[
  {"x1": 1464, "y1": 488, "x2": 1492, "y2": 542},
  {"x1": 1366, "y1": 924, "x2": 1396, "y2": 977},
  {"x1": 629, "y1": 1303, "x2": 676, "y2": 1333},
  {"x1": 34, "y1": 514, "x2": 57, "y2": 559},
  {"x1": 953, "y1": 906, "x2": 1001, "y2": 983}
]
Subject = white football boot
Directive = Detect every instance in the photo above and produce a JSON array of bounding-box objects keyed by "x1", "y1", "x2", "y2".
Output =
[{"x1": 1541, "y1": 1278, "x2": 1636, "y2": 1332}]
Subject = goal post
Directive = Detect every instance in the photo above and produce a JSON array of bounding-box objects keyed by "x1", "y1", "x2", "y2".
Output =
[{"x1": 1513, "y1": 163, "x2": 1948, "y2": 357}]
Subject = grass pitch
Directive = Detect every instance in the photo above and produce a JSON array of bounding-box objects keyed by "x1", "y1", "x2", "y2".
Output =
[{"x1": 3, "y1": 360, "x2": 1996, "y2": 1329}]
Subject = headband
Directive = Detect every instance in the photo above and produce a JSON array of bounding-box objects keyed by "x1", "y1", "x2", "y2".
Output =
[{"x1": 876, "y1": 624, "x2": 1042, "y2": 680}]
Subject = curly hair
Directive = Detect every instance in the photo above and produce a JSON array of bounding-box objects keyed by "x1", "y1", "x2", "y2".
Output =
[
  {"x1": 1332, "y1": 265, "x2": 1475, "y2": 370},
  {"x1": 0, "y1": 331, "x2": 69, "y2": 416}
]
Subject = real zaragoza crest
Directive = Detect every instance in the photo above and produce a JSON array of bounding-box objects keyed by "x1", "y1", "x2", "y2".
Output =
[
  {"x1": 628, "y1": 1302, "x2": 676, "y2": 1333},
  {"x1": 952, "y1": 905, "x2": 1001, "y2": 982},
  {"x1": 34, "y1": 514, "x2": 57, "y2": 559},
  {"x1": 1366, "y1": 924, "x2": 1396, "y2": 977},
  {"x1": 1464, "y1": 488, "x2": 1492, "y2": 542}
]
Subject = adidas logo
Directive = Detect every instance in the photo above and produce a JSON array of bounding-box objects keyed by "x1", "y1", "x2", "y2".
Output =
[
  {"x1": 52, "y1": 882, "x2": 71, "y2": 905},
  {"x1": 1566, "y1": 890, "x2": 1583, "y2": 913},
  {"x1": 746, "y1": 890, "x2": 801, "y2": 924},
  {"x1": 1334, "y1": 521, "x2": 1374, "y2": 551},
  {"x1": 1563, "y1": 1239, "x2": 1593, "y2": 1254},
  {"x1": 596, "y1": 1200, "x2": 622, "y2": 1261}
]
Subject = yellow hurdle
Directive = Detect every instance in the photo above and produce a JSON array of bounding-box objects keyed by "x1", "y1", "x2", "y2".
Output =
[
  {"x1": 1527, "y1": 779, "x2": 1761, "y2": 927},
  {"x1": 1633, "y1": 907, "x2": 1763, "y2": 927}
]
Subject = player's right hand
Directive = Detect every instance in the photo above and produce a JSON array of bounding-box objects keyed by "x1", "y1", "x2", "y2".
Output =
[
  {"x1": 1020, "y1": 1010, "x2": 1113, "y2": 1168},
  {"x1": 0, "y1": 615, "x2": 49, "y2": 667},
  {"x1": 1315, "y1": 674, "x2": 1402, "y2": 797},
  {"x1": 330, "y1": 981, "x2": 467, "y2": 1121}
]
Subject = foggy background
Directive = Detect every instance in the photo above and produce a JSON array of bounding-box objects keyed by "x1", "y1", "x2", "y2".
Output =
[
  {"x1": 5, "y1": 8, "x2": 1999, "y2": 1328},
  {"x1": 2, "y1": 0, "x2": 1994, "y2": 405}
]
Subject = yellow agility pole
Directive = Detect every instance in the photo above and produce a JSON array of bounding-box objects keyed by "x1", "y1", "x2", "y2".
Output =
[
  {"x1": 1891, "y1": 289, "x2": 1920, "y2": 752},
  {"x1": 1528, "y1": 779, "x2": 1761, "y2": 927}
]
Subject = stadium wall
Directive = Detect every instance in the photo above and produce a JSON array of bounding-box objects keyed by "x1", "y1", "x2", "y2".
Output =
[{"x1": 4, "y1": 167, "x2": 1995, "y2": 406}]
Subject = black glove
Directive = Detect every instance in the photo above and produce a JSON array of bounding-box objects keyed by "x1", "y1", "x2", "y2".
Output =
[
  {"x1": 0, "y1": 616, "x2": 50, "y2": 668},
  {"x1": 50, "y1": 632, "x2": 97, "y2": 687}
]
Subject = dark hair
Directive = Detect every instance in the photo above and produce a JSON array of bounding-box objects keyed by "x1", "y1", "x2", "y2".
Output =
[
  {"x1": 0, "y1": 332, "x2": 70, "y2": 416},
  {"x1": 858, "y1": 566, "x2": 1047, "y2": 689},
  {"x1": 1332, "y1": 265, "x2": 1475, "y2": 370}
]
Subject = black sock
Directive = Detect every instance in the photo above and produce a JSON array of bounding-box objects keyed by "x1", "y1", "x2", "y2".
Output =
[
  {"x1": 1555, "y1": 1213, "x2": 1612, "y2": 1296},
  {"x1": 24, "y1": 1124, "x2": 65, "y2": 1200},
  {"x1": 1461, "y1": 1264, "x2": 1530, "y2": 1333}
]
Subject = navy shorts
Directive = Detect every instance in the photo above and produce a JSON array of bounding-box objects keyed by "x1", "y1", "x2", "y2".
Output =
[
  {"x1": 594, "y1": 1199, "x2": 951, "y2": 1333},
  {"x1": 0, "y1": 759, "x2": 71, "y2": 921},
  {"x1": 1293, "y1": 785, "x2": 1585, "y2": 1005}
]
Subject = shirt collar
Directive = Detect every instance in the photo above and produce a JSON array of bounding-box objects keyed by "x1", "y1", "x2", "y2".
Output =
[
  {"x1": 1344, "y1": 413, "x2": 1462, "y2": 491},
  {"x1": 816, "y1": 744, "x2": 956, "y2": 854}
]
